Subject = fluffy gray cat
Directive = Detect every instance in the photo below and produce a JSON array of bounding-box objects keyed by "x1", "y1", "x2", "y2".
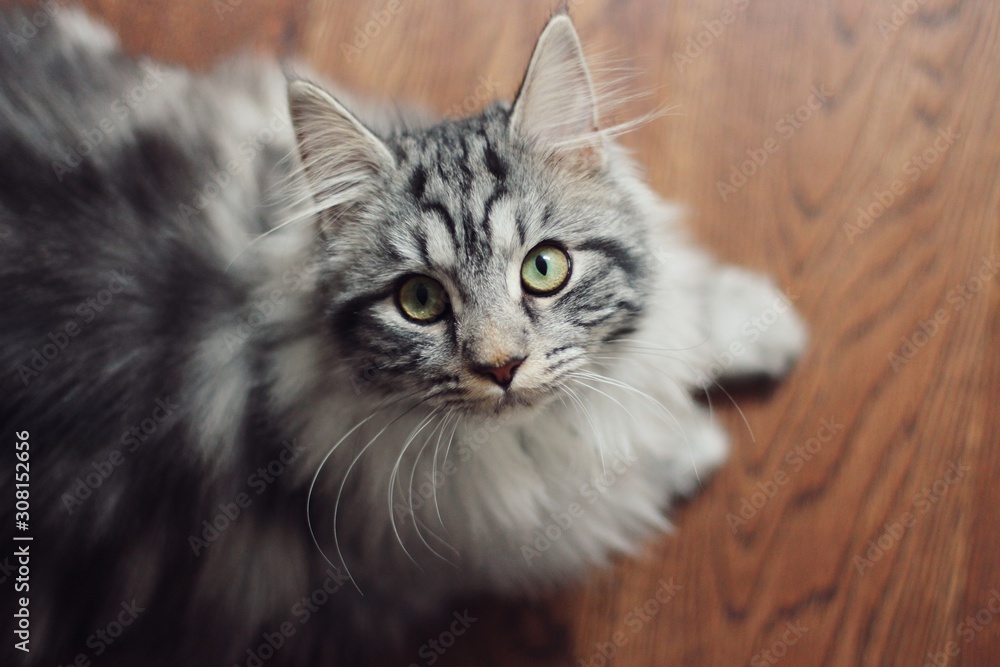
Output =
[{"x1": 0, "y1": 8, "x2": 805, "y2": 666}]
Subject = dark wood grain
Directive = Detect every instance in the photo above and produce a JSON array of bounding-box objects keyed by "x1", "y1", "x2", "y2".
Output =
[{"x1": 20, "y1": 0, "x2": 1000, "y2": 665}]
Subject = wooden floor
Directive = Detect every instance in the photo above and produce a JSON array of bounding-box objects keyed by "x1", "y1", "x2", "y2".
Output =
[{"x1": 46, "y1": 0, "x2": 1000, "y2": 665}]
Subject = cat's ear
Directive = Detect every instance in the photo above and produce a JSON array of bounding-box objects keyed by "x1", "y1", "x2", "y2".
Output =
[
  {"x1": 509, "y1": 14, "x2": 602, "y2": 167},
  {"x1": 288, "y1": 80, "x2": 395, "y2": 220}
]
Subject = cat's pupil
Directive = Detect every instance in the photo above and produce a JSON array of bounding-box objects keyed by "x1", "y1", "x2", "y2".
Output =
[
  {"x1": 535, "y1": 255, "x2": 548, "y2": 276},
  {"x1": 416, "y1": 283, "x2": 429, "y2": 305}
]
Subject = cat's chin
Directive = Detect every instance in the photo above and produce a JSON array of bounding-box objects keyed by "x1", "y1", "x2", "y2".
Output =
[{"x1": 446, "y1": 387, "x2": 561, "y2": 421}]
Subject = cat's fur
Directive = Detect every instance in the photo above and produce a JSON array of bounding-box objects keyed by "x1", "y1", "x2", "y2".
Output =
[{"x1": 0, "y1": 9, "x2": 806, "y2": 666}]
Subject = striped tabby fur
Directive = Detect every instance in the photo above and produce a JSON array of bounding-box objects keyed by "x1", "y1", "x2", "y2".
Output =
[{"x1": 0, "y1": 9, "x2": 805, "y2": 666}]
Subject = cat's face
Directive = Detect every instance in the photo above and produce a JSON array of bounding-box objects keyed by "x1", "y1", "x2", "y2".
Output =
[{"x1": 290, "y1": 16, "x2": 652, "y2": 414}]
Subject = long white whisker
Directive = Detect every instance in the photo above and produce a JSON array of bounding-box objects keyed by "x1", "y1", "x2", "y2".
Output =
[
  {"x1": 567, "y1": 374, "x2": 639, "y2": 424},
  {"x1": 387, "y1": 409, "x2": 440, "y2": 570},
  {"x1": 440, "y1": 412, "x2": 463, "y2": 474},
  {"x1": 431, "y1": 409, "x2": 456, "y2": 532},
  {"x1": 603, "y1": 337, "x2": 711, "y2": 354},
  {"x1": 563, "y1": 383, "x2": 608, "y2": 477},
  {"x1": 331, "y1": 397, "x2": 428, "y2": 594},
  {"x1": 675, "y1": 358, "x2": 756, "y2": 443},
  {"x1": 574, "y1": 368, "x2": 702, "y2": 486},
  {"x1": 306, "y1": 391, "x2": 416, "y2": 594},
  {"x1": 590, "y1": 354, "x2": 702, "y2": 424},
  {"x1": 407, "y1": 412, "x2": 458, "y2": 564},
  {"x1": 600, "y1": 348, "x2": 757, "y2": 443},
  {"x1": 568, "y1": 376, "x2": 644, "y2": 467}
]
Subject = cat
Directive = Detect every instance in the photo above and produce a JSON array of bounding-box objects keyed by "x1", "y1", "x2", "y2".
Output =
[{"x1": 0, "y1": 7, "x2": 806, "y2": 666}]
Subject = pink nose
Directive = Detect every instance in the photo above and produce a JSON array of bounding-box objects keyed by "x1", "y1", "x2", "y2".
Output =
[{"x1": 472, "y1": 356, "x2": 526, "y2": 389}]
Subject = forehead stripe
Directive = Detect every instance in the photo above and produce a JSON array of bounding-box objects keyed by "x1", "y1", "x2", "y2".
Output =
[{"x1": 420, "y1": 201, "x2": 460, "y2": 248}]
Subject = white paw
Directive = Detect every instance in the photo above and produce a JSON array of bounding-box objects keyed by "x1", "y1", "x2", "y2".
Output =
[{"x1": 704, "y1": 267, "x2": 807, "y2": 381}]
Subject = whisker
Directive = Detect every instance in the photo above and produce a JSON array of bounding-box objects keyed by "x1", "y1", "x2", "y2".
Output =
[
  {"x1": 590, "y1": 354, "x2": 702, "y2": 423},
  {"x1": 331, "y1": 396, "x2": 430, "y2": 594},
  {"x1": 567, "y1": 374, "x2": 639, "y2": 424},
  {"x1": 595, "y1": 351, "x2": 756, "y2": 444},
  {"x1": 603, "y1": 336, "x2": 711, "y2": 354},
  {"x1": 572, "y1": 367, "x2": 702, "y2": 486},
  {"x1": 306, "y1": 390, "x2": 418, "y2": 594},
  {"x1": 406, "y1": 411, "x2": 459, "y2": 564},
  {"x1": 387, "y1": 409, "x2": 440, "y2": 570},
  {"x1": 675, "y1": 358, "x2": 756, "y2": 443},
  {"x1": 440, "y1": 412, "x2": 464, "y2": 474},
  {"x1": 562, "y1": 383, "x2": 608, "y2": 477},
  {"x1": 431, "y1": 409, "x2": 456, "y2": 532}
]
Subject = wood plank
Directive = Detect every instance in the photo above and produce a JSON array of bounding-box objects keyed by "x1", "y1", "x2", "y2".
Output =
[{"x1": 9, "y1": 0, "x2": 997, "y2": 664}]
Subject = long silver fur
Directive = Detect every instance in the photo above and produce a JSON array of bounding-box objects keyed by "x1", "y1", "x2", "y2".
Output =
[{"x1": 0, "y1": 9, "x2": 806, "y2": 665}]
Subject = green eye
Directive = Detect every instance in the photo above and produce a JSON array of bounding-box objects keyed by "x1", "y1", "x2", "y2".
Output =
[
  {"x1": 397, "y1": 275, "x2": 449, "y2": 323},
  {"x1": 521, "y1": 244, "x2": 571, "y2": 295}
]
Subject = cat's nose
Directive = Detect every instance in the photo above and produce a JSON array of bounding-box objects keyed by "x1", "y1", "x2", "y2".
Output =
[{"x1": 471, "y1": 355, "x2": 526, "y2": 389}]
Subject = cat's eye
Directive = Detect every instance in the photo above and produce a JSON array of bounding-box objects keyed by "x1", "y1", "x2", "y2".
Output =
[
  {"x1": 396, "y1": 275, "x2": 449, "y2": 323},
  {"x1": 521, "y1": 244, "x2": 571, "y2": 295}
]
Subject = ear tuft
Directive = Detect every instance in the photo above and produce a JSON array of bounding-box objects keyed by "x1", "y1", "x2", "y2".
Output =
[
  {"x1": 287, "y1": 80, "x2": 394, "y2": 225},
  {"x1": 510, "y1": 15, "x2": 602, "y2": 165}
]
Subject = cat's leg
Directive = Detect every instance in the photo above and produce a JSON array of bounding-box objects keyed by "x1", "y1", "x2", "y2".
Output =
[{"x1": 693, "y1": 261, "x2": 807, "y2": 385}]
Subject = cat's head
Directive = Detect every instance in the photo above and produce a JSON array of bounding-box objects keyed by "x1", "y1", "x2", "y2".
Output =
[{"x1": 289, "y1": 14, "x2": 653, "y2": 415}]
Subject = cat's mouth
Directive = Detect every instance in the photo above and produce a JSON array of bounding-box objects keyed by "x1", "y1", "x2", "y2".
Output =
[
  {"x1": 446, "y1": 374, "x2": 570, "y2": 418},
  {"x1": 446, "y1": 351, "x2": 586, "y2": 416},
  {"x1": 487, "y1": 387, "x2": 546, "y2": 412},
  {"x1": 454, "y1": 393, "x2": 551, "y2": 421}
]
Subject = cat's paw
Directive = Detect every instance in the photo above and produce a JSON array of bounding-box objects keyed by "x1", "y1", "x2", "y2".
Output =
[{"x1": 703, "y1": 266, "x2": 807, "y2": 382}]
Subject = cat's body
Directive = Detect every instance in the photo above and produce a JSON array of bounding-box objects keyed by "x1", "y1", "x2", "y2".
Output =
[{"x1": 0, "y1": 9, "x2": 805, "y2": 666}]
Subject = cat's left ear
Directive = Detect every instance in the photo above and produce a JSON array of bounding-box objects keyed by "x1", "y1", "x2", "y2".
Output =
[
  {"x1": 510, "y1": 14, "x2": 603, "y2": 168},
  {"x1": 288, "y1": 80, "x2": 395, "y2": 223}
]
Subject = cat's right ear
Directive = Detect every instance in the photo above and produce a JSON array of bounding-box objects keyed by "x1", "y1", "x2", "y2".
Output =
[{"x1": 287, "y1": 80, "x2": 394, "y2": 227}]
